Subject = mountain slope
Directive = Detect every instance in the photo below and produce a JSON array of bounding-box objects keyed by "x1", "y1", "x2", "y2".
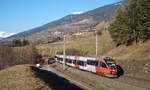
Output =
[{"x1": 2, "y1": 0, "x2": 128, "y2": 42}]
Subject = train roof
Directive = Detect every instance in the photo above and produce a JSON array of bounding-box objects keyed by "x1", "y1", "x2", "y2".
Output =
[
  {"x1": 56, "y1": 54, "x2": 114, "y2": 62},
  {"x1": 56, "y1": 54, "x2": 112, "y2": 59}
]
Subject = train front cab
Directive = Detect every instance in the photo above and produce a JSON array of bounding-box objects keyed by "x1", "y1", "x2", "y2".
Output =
[{"x1": 95, "y1": 58, "x2": 118, "y2": 78}]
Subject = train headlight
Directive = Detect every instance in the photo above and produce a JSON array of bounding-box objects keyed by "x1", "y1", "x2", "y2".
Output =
[{"x1": 112, "y1": 70, "x2": 115, "y2": 71}]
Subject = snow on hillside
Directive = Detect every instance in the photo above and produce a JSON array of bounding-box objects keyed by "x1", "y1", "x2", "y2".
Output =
[
  {"x1": 0, "y1": 32, "x2": 15, "y2": 38},
  {"x1": 72, "y1": 12, "x2": 83, "y2": 15}
]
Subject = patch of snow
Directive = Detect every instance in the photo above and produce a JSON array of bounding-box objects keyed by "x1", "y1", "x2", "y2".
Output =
[
  {"x1": 0, "y1": 32, "x2": 15, "y2": 38},
  {"x1": 72, "y1": 12, "x2": 83, "y2": 15}
]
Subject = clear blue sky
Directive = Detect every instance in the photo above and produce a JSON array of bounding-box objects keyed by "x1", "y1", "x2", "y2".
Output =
[{"x1": 0, "y1": 0, "x2": 122, "y2": 33}]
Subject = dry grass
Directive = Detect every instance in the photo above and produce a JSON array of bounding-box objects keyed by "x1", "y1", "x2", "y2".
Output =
[
  {"x1": 36, "y1": 21, "x2": 112, "y2": 56},
  {"x1": 0, "y1": 65, "x2": 50, "y2": 90},
  {"x1": 37, "y1": 31, "x2": 112, "y2": 56},
  {"x1": 105, "y1": 41, "x2": 150, "y2": 60}
]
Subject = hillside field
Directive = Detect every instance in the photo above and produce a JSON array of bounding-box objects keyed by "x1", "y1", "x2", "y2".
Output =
[{"x1": 37, "y1": 30, "x2": 112, "y2": 56}]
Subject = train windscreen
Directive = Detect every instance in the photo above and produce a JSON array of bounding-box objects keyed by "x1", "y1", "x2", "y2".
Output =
[
  {"x1": 104, "y1": 57, "x2": 113, "y2": 61},
  {"x1": 107, "y1": 62, "x2": 116, "y2": 69}
]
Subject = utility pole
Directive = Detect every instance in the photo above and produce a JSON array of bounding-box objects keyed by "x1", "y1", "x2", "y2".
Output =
[
  {"x1": 96, "y1": 29, "x2": 98, "y2": 56},
  {"x1": 63, "y1": 34, "x2": 66, "y2": 70},
  {"x1": 93, "y1": 28, "x2": 98, "y2": 56}
]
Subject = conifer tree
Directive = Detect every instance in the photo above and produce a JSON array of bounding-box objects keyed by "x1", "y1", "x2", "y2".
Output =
[{"x1": 108, "y1": 0, "x2": 150, "y2": 45}]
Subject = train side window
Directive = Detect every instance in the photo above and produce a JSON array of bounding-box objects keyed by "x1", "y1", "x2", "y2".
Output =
[
  {"x1": 87, "y1": 60, "x2": 91, "y2": 65},
  {"x1": 100, "y1": 62, "x2": 107, "y2": 68},
  {"x1": 76, "y1": 60, "x2": 79, "y2": 65},
  {"x1": 69, "y1": 59, "x2": 72, "y2": 63},
  {"x1": 67, "y1": 59, "x2": 72, "y2": 63},
  {"x1": 66, "y1": 59, "x2": 68, "y2": 62},
  {"x1": 81, "y1": 61, "x2": 84, "y2": 66},
  {"x1": 77, "y1": 61, "x2": 80, "y2": 65},
  {"x1": 57, "y1": 57, "x2": 59, "y2": 60},
  {"x1": 58, "y1": 58, "x2": 63, "y2": 61},
  {"x1": 87, "y1": 60, "x2": 93, "y2": 65},
  {"x1": 95, "y1": 61, "x2": 99, "y2": 66},
  {"x1": 87, "y1": 60, "x2": 98, "y2": 66},
  {"x1": 61, "y1": 58, "x2": 63, "y2": 61},
  {"x1": 91, "y1": 61, "x2": 95, "y2": 65},
  {"x1": 82, "y1": 61, "x2": 85, "y2": 66},
  {"x1": 73, "y1": 60, "x2": 76, "y2": 64},
  {"x1": 79, "y1": 61, "x2": 81, "y2": 66},
  {"x1": 77, "y1": 61, "x2": 84, "y2": 66}
]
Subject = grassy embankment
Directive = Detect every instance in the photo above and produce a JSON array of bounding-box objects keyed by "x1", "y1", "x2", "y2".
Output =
[
  {"x1": 0, "y1": 64, "x2": 85, "y2": 90},
  {"x1": 0, "y1": 65, "x2": 50, "y2": 90}
]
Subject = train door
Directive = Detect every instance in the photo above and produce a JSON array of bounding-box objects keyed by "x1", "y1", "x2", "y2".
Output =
[
  {"x1": 83, "y1": 61, "x2": 87, "y2": 70},
  {"x1": 78, "y1": 57, "x2": 87, "y2": 70},
  {"x1": 86, "y1": 58, "x2": 96, "y2": 73},
  {"x1": 75, "y1": 56, "x2": 79, "y2": 68},
  {"x1": 78, "y1": 61, "x2": 87, "y2": 70},
  {"x1": 70, "y1": 56, "x2": 75, "y2": 67}
]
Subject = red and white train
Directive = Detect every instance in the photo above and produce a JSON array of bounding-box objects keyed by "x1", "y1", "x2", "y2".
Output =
[{"x1": 55, "y1": 54, "x2": 118, "y2": 78}]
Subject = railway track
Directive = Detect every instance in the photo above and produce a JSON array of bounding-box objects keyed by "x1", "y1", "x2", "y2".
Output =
[{"x1": 41, "y1": 62, "x2": 150, "y2": 90}]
